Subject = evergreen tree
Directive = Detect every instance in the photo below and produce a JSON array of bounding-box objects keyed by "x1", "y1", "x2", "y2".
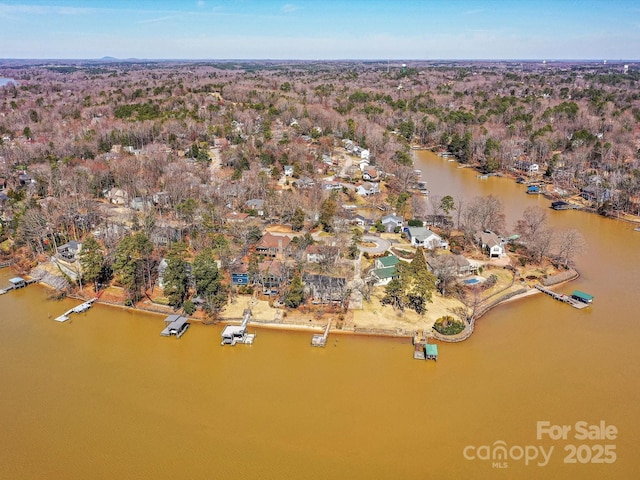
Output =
[
  {"x1": 162, "y1": 242, "x2": 189, "y2": 307},
  {"x1": 347, "y1": 228, "x2": 362, "y2": 260},
  {"x1": 319, "y1": 194, "x2": 337, "y2": 232},
  {"x1": 382, "y1": 277, "x2": 405, "y2": 311},
  {"x1": 382, "y1": 249, "x2": 437, "y2": 315},
  {"x1": 78, "y1": 235, "x2": 104, "y2": 291},
  {"x1": 284, "y1": 272, "x2": 305, "y2": 308},
  {"x1": 113, "y1": 232, "x2": 154, "y2": 303},
  {"x1": 192, "y1": 248, "x2": 228, "y2": 313},
  {"x1": 291, "y1": 207, "x2": 306, "y2": 231}
]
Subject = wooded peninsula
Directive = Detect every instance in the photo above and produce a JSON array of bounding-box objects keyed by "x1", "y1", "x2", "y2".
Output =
[{"x1": 0, "y1": 59, "x2": 637, "y2": 336}]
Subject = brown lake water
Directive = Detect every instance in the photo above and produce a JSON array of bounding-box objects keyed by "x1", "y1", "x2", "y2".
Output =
[{"x1": 1, "y1": 151, "x2": 639, "y2": 479}]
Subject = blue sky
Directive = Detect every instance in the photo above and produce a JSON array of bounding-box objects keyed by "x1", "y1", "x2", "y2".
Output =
[{"x1": 1, "y1": 0, "x2": 639, "y2": 60}]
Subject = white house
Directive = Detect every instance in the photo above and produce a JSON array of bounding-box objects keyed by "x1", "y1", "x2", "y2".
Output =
[
  {"x1": 284, "y1": 165, "x2": 294, "y2": 177},
  {"x1": 381, "y1": 214, "x2": 403, "y2": 232},
  {"x1": 360, "y1": 149, "x2": 370, "y2": 161},
  {"x1": 356, "y1": 182, "x2": 379, "y2": 196},
  {"x1": 478, "y1": 231, "x2": 506, "y2": 258},
  {"x1": 514, "y1": 161, "x2": 539, "y2": 174},
  {"x1": 405, "y1": 227, "x2": 447, "y2": 249},
  {"x1": 358, "y1": 158, "x2": 370, "y2": 171}
]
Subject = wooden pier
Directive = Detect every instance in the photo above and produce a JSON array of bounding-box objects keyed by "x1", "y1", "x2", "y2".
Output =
[
  {"x1": 54, "y1": 298, "x2": 97, "y2": 322},
  {"x1": 535, "y1": 285, "x2": 590, "y2": 309},
  {"x1": 311, "y1": 320, "x2": 331, "y2": 347},
  {"x1": 0, "y1": 277, "x2": 37, "y2": 295}
]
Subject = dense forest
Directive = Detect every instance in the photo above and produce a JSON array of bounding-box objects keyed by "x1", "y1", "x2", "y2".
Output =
[{"x1": 0, "y1": 59, "x2": 637, "y2": 313}]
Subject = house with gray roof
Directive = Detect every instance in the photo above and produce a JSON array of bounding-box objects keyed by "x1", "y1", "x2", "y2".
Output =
[
  {"x1": 405, "y1": 227, "x2": 447, "y2": 249},
  {"x1": 477, "y1": 231, "x2": 506, "y2": 258},
  {"x1": 381, "y1": 214, "x2": 403, "y2": 232}
]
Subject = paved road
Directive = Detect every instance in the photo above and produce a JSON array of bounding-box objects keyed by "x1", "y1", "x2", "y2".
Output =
[{"x1": 358, "y1": 235, "x2": 391, "y2": 254}]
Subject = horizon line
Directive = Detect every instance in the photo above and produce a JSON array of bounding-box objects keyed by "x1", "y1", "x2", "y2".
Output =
[{"x1": 1, "y1": 57, "x2": 639, "y2": 63}]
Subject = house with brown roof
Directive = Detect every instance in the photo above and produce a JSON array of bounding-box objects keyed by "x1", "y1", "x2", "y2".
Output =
[
  {"x1": 257, "y1": 259, "x2": 286, "y2": 295},
  {"x1": 255, "y1": 232, "x2": 291, "y2": 258}
]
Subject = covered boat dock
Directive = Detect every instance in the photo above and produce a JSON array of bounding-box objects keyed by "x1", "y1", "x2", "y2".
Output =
[
  {"x1": 571, "y1": 290, "x2": 594, "y2": 304},
  {"x1": 221, "y1": 309, "x2": 255, "y2": 346},
  {"x1": 160, "y1": 315, "x2": 190, "y2": 338}
]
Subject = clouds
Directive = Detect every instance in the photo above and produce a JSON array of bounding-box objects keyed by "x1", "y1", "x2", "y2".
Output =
[{"x1": 281, "y1": 3, "x2": 300, "y2": 14}]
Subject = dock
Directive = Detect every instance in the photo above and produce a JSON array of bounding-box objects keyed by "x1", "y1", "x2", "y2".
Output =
[
  {"x1": 311, "y1": 320, "x2": 331, "y2": 347},
  {"x1": 0, "y1": 277, "x2": 37, "y2": 295},
  {"x1": 413, "y1": 332, "x2": 438, "y2": 361},
  {"x1": 54, "y1": 298, "x2": 97, "y2": 322},
  {"x1": 221, "y1": 309, "x2": 256, "y2": 346},
  {"x1": 535, "y1": 285, "x2": 590, "y2": 309},
  {"x1": 160, "y1": 314, "x2": 190, "y2": 338}
]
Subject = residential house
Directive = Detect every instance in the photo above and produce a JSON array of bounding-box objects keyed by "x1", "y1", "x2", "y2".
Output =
[
  {"x1": 367, "y1": 255, "x2": 401, "y2": 286},
  {"x1": 423, "y1": 214, "x2": 453, "y2": 228},
  {"x1": 296, "y1": 176, "x2": 316, "y2": 189},
  {"x1": 130, "y1": 196, "x2": 152, "y2": 211},
  {"x1": 152, "y1": 191, "x2": 170, "y2": 207},
  {"x1": 18, "y1": 173, "x2": 35, "y2": 186},
  {"x1": 105, "y1": 187, "x2": 128, "y2": 206},
  {"x1": 303, "y1": 274, "x2": 347, "y2": 305},
  {"x1": 356, "y1": 182, "x2": 379, "y2": 196},
  {"x1": 580, "y1": 185, "x2": 612, "y2": 203},
  {"x1": 353, "y1": 214, "x2": 373, "y2": 228},
  {"x1": 381, "y1": 214, "x2": 403, "y2": 232},
  {"x1": 362, "y1": 166, "x2": 379, "y2": 182},
  {"x1": 231, "y1": 262, "x2": 249, "y2": 286},
  {"x1": 284, "y1": 165, "x2": 294, "y2": 177},
  {"x1": 257, "y1": 260, "x2": 285, "y2": 295},
  {"x1": 405, "y1": 227, "x2": 447, "y2": 249},
  {"x1": 375, "y1": 255, "x2": 400, "y2": 270},
  {"x1": 427, "y1": 253, "x2": 478, "y2": 277},
  {"x1": 477, "y1": 231, "x2": 506, "y2": 258},
  {"x1": 245, "y1": 199, "x2": 265, "y2": 216},
  {"x1": 151, "y1": 225, "x2": 182, "y2": 247},
  {"x1": 305, "y1": 244, "x2": 322, "y2": 263},
  {"x1": 57, "y1": 240, "x2": 82, "y2": 263},
  {"x1": 225, "y1": 211, "x2": 249, "y2": 223},
  {"x1": 307, "y1": 244, "x2": 339, "y2": 265},
  {"x1": 255, "y1": 232, "x2": 291, "y2": 258},
  {"x1": 323, "y1": 181, "x2": 343, "y2": 191},
  {"x1": 0, "y1": 178, "x2": 6, "y2": 191},
  {"x1": 369, "y1": 266, "x2": 399, "y2": 286},
  {"x1": 513, "y1": 161, "x2": 540, "y2": 174}
]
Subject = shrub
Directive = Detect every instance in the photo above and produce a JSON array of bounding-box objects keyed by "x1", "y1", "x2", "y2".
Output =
[
  {"x1": 183, "y1": 300, "x2": 196, "y2": 315},
  {"x1": 433, "y1": 315, "x2": 465, "y2": 335}
]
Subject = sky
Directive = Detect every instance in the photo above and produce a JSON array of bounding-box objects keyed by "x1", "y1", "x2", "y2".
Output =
[{"x1": 1, "y1": 0, "x2": 639, "y2": 60}]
